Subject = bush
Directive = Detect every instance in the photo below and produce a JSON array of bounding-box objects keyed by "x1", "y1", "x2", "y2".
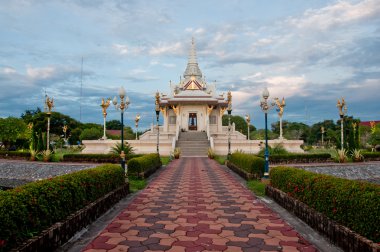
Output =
[
  {"x1": 263, "y1": 153, "x2": 332, "y2": 164},
  {"x1": 0, "y1": 151, "x2": 30, "y2": 160},
  {"x1": 270, "y1": 167, "x2": 380, "y2": 242},
  {"x1": 109, "y1": 141, "x2": 134, "y2": 155},
  {"x1": 62, "y1": 153, "x2": 142, "y2": 163},
  {"x1": 362, "y1": 152, "x2": 380, "y2": 161},
  {"x1": 0, "y1": 164, "x2": 124, "y2": 251},
  {"x1": 257, "y1": 144, "x2": 288, "y2": 156},
  {"x1": 229, "y1": 152, "x2": 265, "y2": 178},
  {"x1": 127, "y1": 153, "x2": 161, "y2": 178},
  {"x1": 79, "y1": 127, "x2": 102, "y2": 141}
]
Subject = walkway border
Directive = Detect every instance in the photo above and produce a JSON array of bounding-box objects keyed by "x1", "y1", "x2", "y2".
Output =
[
  {"x1": 266, "y1": 185, "x2": 380, "y2": 252},
  {"x1": 12, "y1": 183, "x2": 129, "y2": 252}
]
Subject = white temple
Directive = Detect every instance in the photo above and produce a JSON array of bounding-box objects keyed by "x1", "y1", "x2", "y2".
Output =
[{"x1": 82, "y1": 39, "x2": 303, "y2": 156}]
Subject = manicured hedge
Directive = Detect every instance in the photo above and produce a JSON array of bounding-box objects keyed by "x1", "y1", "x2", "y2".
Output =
[
  {"x1": 270, "y1": 167, "x2": 380, "y2": 242},
  {"x1": 229, "y1": 153, "x2": 265, "y2": 178},
  {"x1": 62, "y1": 153, "x2": 142, "y2": 163},
  {"x1": 0, "y1": 151, "x2": 30, "y2": 160},
  {"x1": 259, "y1": 153, "x2": 332, "y2": 164},
  {"x1": 0, "y1": 164, "x2": 124, "y2": 251},
  {"x1": 362, "y1": 152, "x2": 380, "y2": 161},
  {"x1": 127, "y1": 153, "x2": 161, "y2": 178}
]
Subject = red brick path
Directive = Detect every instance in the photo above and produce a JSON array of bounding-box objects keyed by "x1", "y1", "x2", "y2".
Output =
[{"x1": 84, "y1": 157, "x2": 317, "y2": 252}]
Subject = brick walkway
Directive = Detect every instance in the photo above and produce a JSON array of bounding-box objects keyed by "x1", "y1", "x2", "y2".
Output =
[{"x1": 84, "y1": 157, "x2": 316, "y2": 252}]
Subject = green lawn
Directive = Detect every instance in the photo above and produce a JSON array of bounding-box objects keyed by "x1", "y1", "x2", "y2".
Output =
[
  {"x1": 215, "y1": 155, "x2": 226, "y2": 165},
  {"x1": 129, "y1": 177, "x2": 147, "y2": 193},
  {"x1": 246, "y1": 180, "x2": 266, "y2": 197},
  {"x1": 160, "y1": 156, "x2": 171, "y2": 165}
]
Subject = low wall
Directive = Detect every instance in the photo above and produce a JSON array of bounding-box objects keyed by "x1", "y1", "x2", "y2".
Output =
[
  {"x1": 82, "y1": 139, "x2": 173, "y2": 155},
  {"x1": 213, "y1": 139, "x2": 304, "y2": 155},
  {"x1": 12, "y1": 183, "x2": 129, "y2": 252},
  {"x1": 265, "y1": 185, "x2": 380, "y2": 252}
]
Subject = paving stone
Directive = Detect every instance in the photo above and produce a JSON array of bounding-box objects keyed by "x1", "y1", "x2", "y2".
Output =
[{"x1": 83, "y1": 157, "x2": 318, "y2": 252}]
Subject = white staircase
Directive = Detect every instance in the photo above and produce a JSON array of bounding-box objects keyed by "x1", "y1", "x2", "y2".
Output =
[{"x1": 176, "y1": 132, "x2": 209, "y2": 157}]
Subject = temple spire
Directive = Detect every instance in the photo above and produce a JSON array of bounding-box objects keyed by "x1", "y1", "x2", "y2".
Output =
[{"x1": 183, "y1": 38, "x2": 202, "y2": 79}]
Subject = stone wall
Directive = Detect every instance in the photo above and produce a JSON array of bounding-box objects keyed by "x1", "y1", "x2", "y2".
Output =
[
  {"x1": 265, "y1": 185, "x2": 380, "y2": 252},
  {"x1": 12, "y1": 183, "x2": 130, "y2": 252}
]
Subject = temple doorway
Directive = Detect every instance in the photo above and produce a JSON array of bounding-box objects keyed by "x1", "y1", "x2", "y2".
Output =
[{"x1": 188, "y1": 113, "x2": 197, "y2": 131}]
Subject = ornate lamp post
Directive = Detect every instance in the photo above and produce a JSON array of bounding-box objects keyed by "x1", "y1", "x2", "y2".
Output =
[
  {"x1": 100, "y1": 98, "x2": 111, "y2": 140},
  {"x1": 62, "y1": 125, "x2": 68, "y2": 145},
  {"x1": 337, "y1": 98, "x2": 347, "y2": 150},
  {"x1": 155, "y1": 92, "x2": 160, "y2": 154},
  {"x1": 321, "y1": 126, "x2": 325, "y2": 147},
  {"x1": 44, "y1": 96, "x2": 54, "y2": 150},
  {"x1": 260, "y1": 87, "x2": 275, "y2": 178},
  {"x1": 135, "y1": 114, "x2": 140, "y2": 140},
  {"x1": 113, "y1": 87, "x2": 130, "y2": 175},
  {"x1": 227, "y1": 91, "x2": 232, "y2": 160},
  {"x1": 245, "y1": 114, "x2": 251, "y2": 140},
  {"x1": 274, "y1": 97, "x2": 286, "y2": 140}
]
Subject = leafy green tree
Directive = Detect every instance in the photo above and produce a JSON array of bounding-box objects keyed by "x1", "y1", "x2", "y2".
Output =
[
  {"x1": 272, "y1": 121, "x2": 310, "y2": 142},
  {"x1": 79, "y1": 128, "x2": 102, "y2": 141},
  {"x1": 107, "y1": 120, "x2": 122, "y2": 130},
  {"x1": 368, "y1": 124, "x2": 380, "y2": 151},
  {"x1": 251, "y1": 129, "x2": 278, "y2": 140},
  {"x1": 222, "y1": 115, "x2": 256, "y2": 137},
  {"x1": 69, "y1": 128, "x2": 82, "y2": 145},
  {"x1": 0, "y1": 117, "x2": 28, "y2": 149}
]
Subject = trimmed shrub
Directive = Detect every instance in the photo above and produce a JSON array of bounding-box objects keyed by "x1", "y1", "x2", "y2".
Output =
[
  {"x1": 258, "y1": 153, "x2": 332, "y2": 164},
  {"x1": 0, "y1": 164, "x2": 124, "y2": 251},
  {"x1": 362, "y1": 152, "x2": 380, "y2": 161},
  {"x1": 62, "y1": 153, "x2": 142, "y2": 163},
  {"x1": 0, "y1": 151, "x2": 30, "y2": 160},
  {"x1": 229, "y1": 152, "x2": 265, "y2": 178},
  {"x1": 127, "y1": 153, "x2": 161, "y2": 178},
  {"x1": 270, "y1": 167, "x2": 380, "y2": 242}
]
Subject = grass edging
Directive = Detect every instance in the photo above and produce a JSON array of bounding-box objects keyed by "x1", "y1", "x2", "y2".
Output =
[
  {"x1": 12, "y1": 183, "x2": 129, "y2": 252},
  {"x1": 265, "y1": 185, "x2": 380, "y2": 252}
]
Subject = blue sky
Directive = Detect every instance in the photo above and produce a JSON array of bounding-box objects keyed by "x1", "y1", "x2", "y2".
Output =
[{"x1": 0, "y1": 0, "x2": 379, "y2": 129}]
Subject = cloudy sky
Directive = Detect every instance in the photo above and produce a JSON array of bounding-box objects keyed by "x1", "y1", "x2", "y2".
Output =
[{"x1": 0, "y1": 0, "x2": 379, "y2": 129}]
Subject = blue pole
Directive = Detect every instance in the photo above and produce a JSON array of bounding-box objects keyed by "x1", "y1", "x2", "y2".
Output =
[
  {"x1": 264, "y1": 112, "x2": 269, "y2": 178},
  {"x1": 121, "y1": 111, "x2": 125, "y2": 173}
]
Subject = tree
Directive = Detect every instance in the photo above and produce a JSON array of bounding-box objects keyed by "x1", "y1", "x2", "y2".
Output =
[
  {"x1": 107, "y1": 120, "x2": 123, "y2": 130},
  {"x1": 0, "y1": 117, "x2": 28, "y2": 149},
  {"x1": 79, "y1": 128, "x2": 102, "y2": 141},
  {"x1": 251, "y1": 129, "x2": 278, "y2": 140},
  {"x1": 222, "y1": 115, "x2": 256, "y2": 137},
  {"x1": 368, "y1": 124, "x2": 380, "y2": 151}
]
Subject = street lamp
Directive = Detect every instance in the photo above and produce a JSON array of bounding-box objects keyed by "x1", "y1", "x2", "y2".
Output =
[
  {"x1": 135, "y1": 114, "x2": 140, "y2": 140},
  {"x1": 113, "y1": 87, "x2": 130, "y2": 175},
  {"x1": 62, "y1": 125, "x2": 68, "y2": 145},
  {"x1": 337, "y1": 98, "x2": 347, "y2": 150},
  {"x1": 321, "y1": 126, "x2": 325, "y2": 147},
  {"x1": 274, "y1": 97, "x2": 286, "y2": 140},
  {"x1": 260, "y1": 87, "x2": 275, "y2": 178},
  {"x1": 245, "y1": 114, "x2": 251, "y2": 140},
  {"x1": 44, "y1": 96, "x2": 54, "y2": 151},
  {"x1": 155, "y1": 92, "x2": 160, "y2": 154},
  {"x1": 100, "y1": 98, "x2": 111, "y2": 140},
  {"x1": 227, "y1": 91, "x2": 232, "y2": 159}
]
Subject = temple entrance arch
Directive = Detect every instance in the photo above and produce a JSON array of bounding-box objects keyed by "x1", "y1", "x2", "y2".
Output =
[{"x1": 188, "y1": 113, "x2": 197, "y2": 131}]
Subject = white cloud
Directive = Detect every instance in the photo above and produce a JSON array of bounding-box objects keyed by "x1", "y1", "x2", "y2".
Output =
[
  {"x1": 263, "y1": 75, "x2": 308, "y2": 98},
  {"x1": 288, "y1": 0, "x2": 380, "y2": 30},
  {"x1": 2, "y1": 67, "x2": 16, "y2": 74},
  {"x1": 113, "y1": 43, "x2": 145, "y2": 55},
  {"x1": 149, "y1": 42, "x2": 184, "y2": 56},
  {"x1": 241, "y1": 72, "x2": 262, "y2": 81},
  {"x1": 26, "y1": 66, "x2": 55, "y2": 79}
]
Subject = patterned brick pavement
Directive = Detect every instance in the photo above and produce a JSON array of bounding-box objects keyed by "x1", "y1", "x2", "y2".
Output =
[{"x1": 83, "y1": 157, "x2": 317, "y2": 252}]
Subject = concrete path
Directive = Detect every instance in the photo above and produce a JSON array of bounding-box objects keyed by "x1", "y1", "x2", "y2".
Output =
[{"x1": 83, "y1": 157, "x2": 317, "y2": 252}]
